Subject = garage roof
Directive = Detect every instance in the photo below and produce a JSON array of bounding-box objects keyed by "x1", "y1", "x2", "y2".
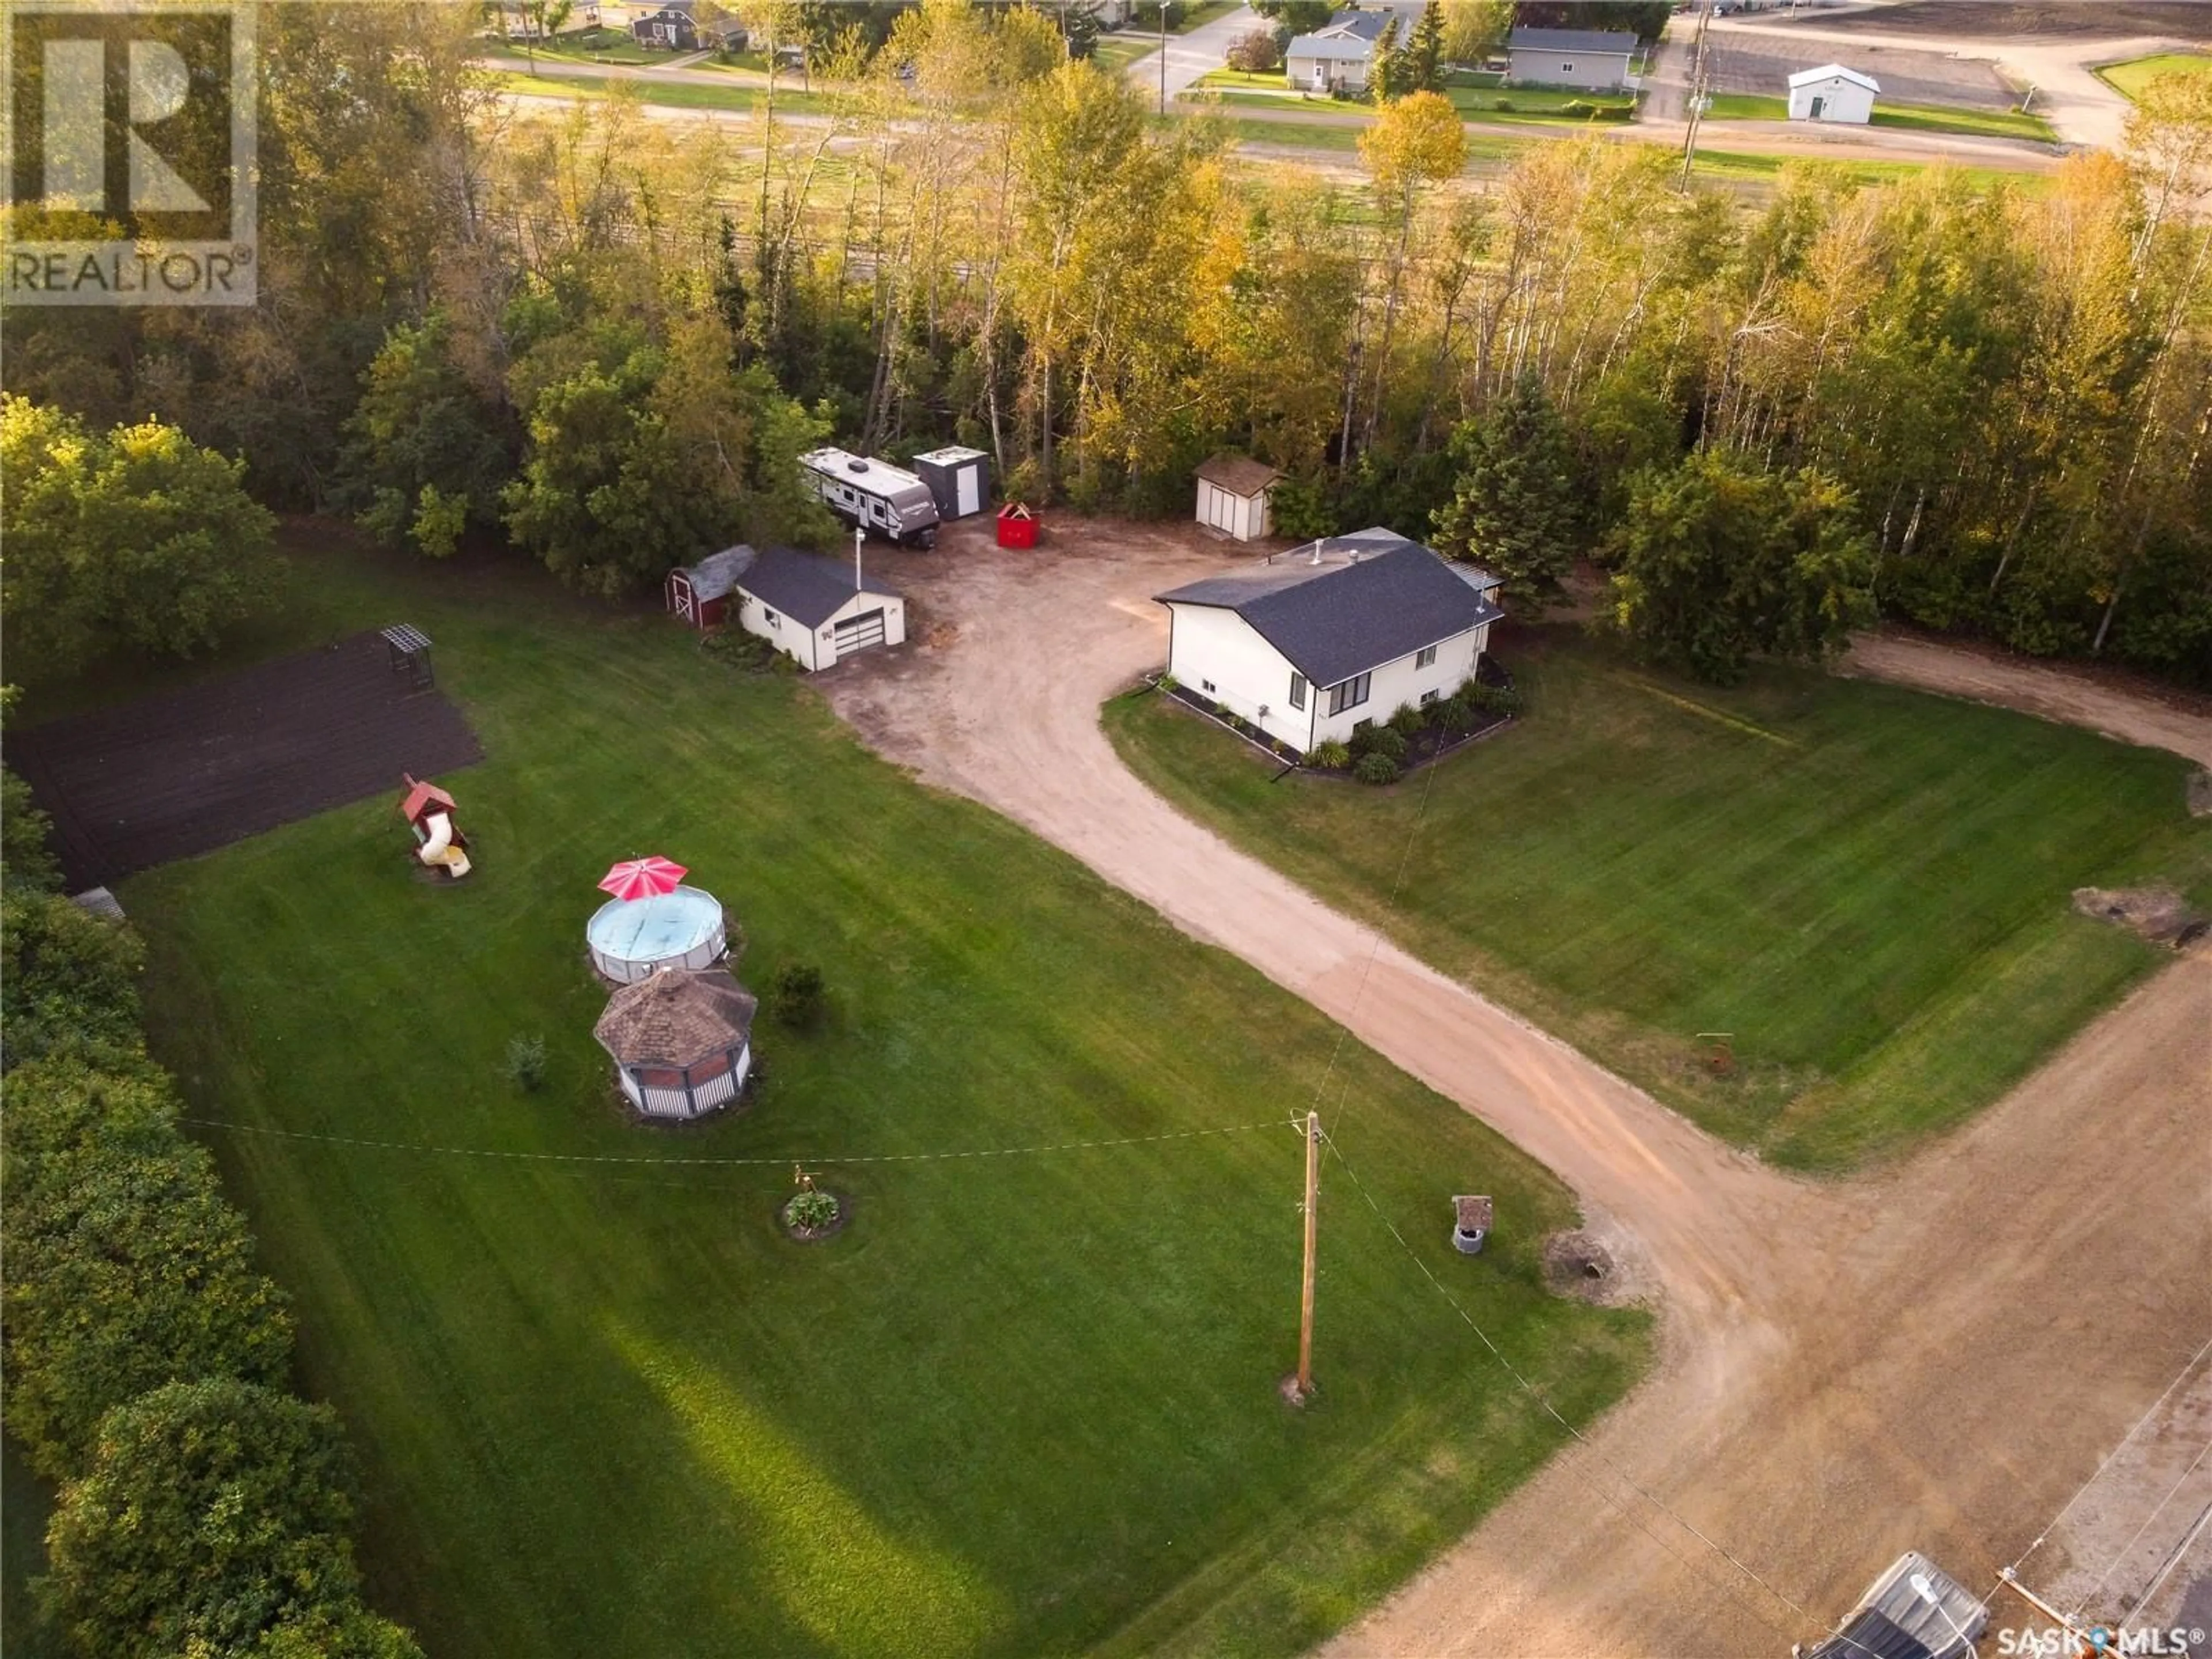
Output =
[
  {"x1": 736, "y1": 546, "x2": 899, "y2": 630},
  {"x1": 1156, "y1": 531, "x2": 1503, "y2": 690},
  {"x1": 1788, "y1": 63, "x2": 1880, "y2": 92},
  {"x1": 1508, "y1": 26, "x2": 1638, "y2": 56}
]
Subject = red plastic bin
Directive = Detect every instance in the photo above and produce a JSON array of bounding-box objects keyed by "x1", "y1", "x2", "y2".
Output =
[{"x1": 996, "y1": 502, "x2": 1039, "y2": 549}]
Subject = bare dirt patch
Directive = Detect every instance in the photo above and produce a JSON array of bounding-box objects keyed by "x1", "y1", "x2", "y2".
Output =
[
  {"x1": 9, "y1": 631, "x2": 483, "y2": 889},
  {"x1": 1816, "y1": 3, "x2": 2212, "y2": 44},
  {"x1": 1705, "y1": 31, "x2": 2015, "y2": 107},
  {"x1": 2073, "y1": 886, "x2": 2209, "y2": 949}
]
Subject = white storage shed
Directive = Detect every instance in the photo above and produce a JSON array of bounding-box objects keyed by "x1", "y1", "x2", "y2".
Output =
[
  {"x1": 1195, "y1": 455, "x2": 1283, "y2": 544},
  {"x1": 1787, "y1": 64, "x2": 1878, "y2": 124}
]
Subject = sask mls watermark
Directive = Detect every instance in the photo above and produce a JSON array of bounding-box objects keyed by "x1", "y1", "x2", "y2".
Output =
[{"x1": 2, "y1": 0, "x2": 255, "y2": 306}]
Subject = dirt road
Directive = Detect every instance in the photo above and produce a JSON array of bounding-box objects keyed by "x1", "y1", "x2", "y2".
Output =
[
  {"x1": 823, "y1": 522, "x2": 2212, "y2": 1655},
  {"x1": 1842, "y1": 634, "x2": 2212, "y2": 770}
]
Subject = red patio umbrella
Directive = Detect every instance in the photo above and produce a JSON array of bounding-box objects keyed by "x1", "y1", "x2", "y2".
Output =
[{"x1": 597, "y1": 856, "x2": 688, "y2": 902}]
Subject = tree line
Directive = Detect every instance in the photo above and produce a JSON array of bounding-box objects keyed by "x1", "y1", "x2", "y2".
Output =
[
  {"x1": 0, "y1": 771, "x2": 425, "y2": 1659},
  {"x1": 2, "y1": 1, "x2": 2206, "y2": 687}
]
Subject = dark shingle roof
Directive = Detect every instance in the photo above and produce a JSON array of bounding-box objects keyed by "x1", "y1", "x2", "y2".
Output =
[
  {"x1": 736, "y1": 547, "x2": 897, "y2": 630},
  {"x1": 1327, "y1": 9, "x2": 1391, "y2": 41},
  {"x1": 1156, "y1": 532, "x2": 1504, "y2": 689},
  {"x1": 1509, "y1": 26, "x2": 1639, "y2": 55}
]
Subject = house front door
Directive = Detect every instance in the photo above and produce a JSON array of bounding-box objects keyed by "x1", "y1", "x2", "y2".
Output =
[{"x1": 1810, "y1": 94, "x2": 1826, "y2": 119}]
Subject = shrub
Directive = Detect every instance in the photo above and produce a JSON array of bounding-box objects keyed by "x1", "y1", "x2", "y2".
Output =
[
  {"x1": 1308, "y1": 739, "x2": 1353, "y2": 770},
  {"x1": 1, "y1": 891, "x2": 146, "y2": 1070},
  {"x1": 785, "y1": 1188, "x2": 840, "y2": 1232},
  {"x1": 1354, "y1": 751, "x2": 1402, "y2": 785},
  {"x1": 1156, "y1": 672, "x2": 1177, "y2": 694},
  {"x1": 1268, "y1": 474, "x2": 1337, "y2": 541},
  {"x1": 1388, "y1": 701, "x2": 1428, "y2": 737},
  {"x1": 247, "y1": 1607, "x2": 428, "y2": 1658},
  {"x1": 1351, "y1": 725, "x2": 1407, "y2": 762},
  {"x1": 1493, "y1": 97, "x2": 1514, "y2": 111},
  {"x1": 505, "y1": 1034, "x2": 548, "y2": 1093},
  {"x1": 1435, "y1": 692, "x2": 1479, "y2": 733},
  {"x1": 2, "y1": 1116, "x2": 294, "y2": 1478},
  {"x1": 700, "y1": 626, "x2": 774, "y2": 672},
  {"x1": 768, "y1": 961, "x2": 825, "y2": 1029},
  {"x1": 1, "y1": 765, "x2": 60, "y2": 893},
  {"x1": 44, "y1": 1378, "x2": 363, "y2": 1659},
  {"x1": 1468, "y1": 681, "x2": 1524, "y2": 715}
]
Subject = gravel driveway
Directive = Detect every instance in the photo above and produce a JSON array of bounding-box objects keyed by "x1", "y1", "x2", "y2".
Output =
[{"x1": 821, "y1": 518, "x2": 2212, "y2": 1656}]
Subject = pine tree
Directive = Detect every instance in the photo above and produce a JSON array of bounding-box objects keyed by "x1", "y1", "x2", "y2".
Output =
[
  {"x1": 1408, "y1": 0, "x2": 1446, "y2": 93},
  {"x1": 1429, "y1": 376, "x2": 1581, "y2": 612}
]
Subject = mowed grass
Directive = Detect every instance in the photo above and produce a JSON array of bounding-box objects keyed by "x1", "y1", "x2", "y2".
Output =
[
  {"x1": 489, "y1": 68, "x2": 838, "y2": 117},
  {"x1": 105, "y1": 538, "x2": 1646, "y2": 1658},
  {"x1": 1702, "y1": 91, "x2": 2054, "y2": 142},
  {"x1": 1106, "y1": 631, "x2": 2210, "y2": 1171},
  {"x1": 2096, "y1": 52, "x2": 2212, "y2": 101}
]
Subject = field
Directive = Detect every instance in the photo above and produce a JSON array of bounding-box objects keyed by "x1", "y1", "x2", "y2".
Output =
[
  {"x1": 2096, "y1": 51, "x2": 2212, "y2": 101},
  {"x1": 1105, "y1": 630, "x2": 2211, "y2": 1171},
  {"x1": 490, "y1": 68, "x2": 835, "y2": 118},
  {"x1": 62, "y1": 535, "x2": 1646, "y2": 1658}
]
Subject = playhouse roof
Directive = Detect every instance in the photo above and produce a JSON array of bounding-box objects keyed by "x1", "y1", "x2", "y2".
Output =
[
  {"x1": 398, "y1": 775, "x2": 455, "y2": 823},
  {"x1": 594, "y1": 968, "x2": 757, "y2": 1068}
]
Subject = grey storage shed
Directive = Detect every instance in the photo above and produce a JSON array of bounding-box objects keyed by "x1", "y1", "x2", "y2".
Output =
[{"x1": 912, "y1": 446, "x2": 991, "y2": 521}]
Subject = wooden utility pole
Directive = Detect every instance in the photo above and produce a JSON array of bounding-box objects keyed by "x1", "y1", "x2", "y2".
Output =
[
  {"x1": 1677, "y1": 0, "x2": 1714, "y2": 194},
  {"x1": 1297, "y1": 1111, "x2": 1320, "y2": 1397},
  {"x1": 1157, "y1": 2, "x2": 1169, "y2": 115}
]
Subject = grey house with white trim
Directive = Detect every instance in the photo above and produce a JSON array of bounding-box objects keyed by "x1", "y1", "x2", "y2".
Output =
[
  {"x1": 1285, "y1": 9, "x2": 1389, "y2": 93},
  {"x1": 1506, "y1": 26, "x2": 1638, "y2": 90},
  {"x1": 733, "y1": 546, "x2": 906, "y2": 671},
  {"x1": 1155, "y1": 529, "x2": 1502, "y2": 757}
]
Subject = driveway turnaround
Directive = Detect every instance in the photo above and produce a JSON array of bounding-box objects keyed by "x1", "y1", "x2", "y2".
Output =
[{"x1": 823, "y1": 520, "x2": 2212, "y2": 1656}]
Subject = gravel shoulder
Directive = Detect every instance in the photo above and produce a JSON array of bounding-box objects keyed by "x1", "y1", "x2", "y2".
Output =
[{"x1": 820, "y1": 521, "x2": 2212, "y2": 1656}]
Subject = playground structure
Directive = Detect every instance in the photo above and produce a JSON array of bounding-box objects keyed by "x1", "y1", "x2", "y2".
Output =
[{"x1": 399, "y1": 772, "x2": 472, "y2": 879}]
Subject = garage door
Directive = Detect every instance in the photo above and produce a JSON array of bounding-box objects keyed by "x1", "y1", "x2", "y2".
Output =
[{"x1": 833, "y1": 608, "x2": 887, "y2": 660}]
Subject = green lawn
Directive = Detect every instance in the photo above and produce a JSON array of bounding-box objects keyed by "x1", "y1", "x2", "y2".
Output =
[
  {"x1": 1701, "y1": 92, "x2": 2053, "y2": 142},
  {"x1": 93, "y1": 536, "x2": 1645, "y2": 1658},
  {"x1": 1090, "y1": 35, "x2": 1157, "y2": 73},
  {"x1": 1445, "y1": 83, "x2": 1635, "y2": 124},
  {"x1": 1690, "y1": 147, "x2": 2048, "y2": 194},
  {"x1": 2095, "y1": 51, "x2": 2212, "y2": 101},
  {"x1": 490, "y1": 68, "x2": 834, "y2": 118},
  {"x1": 1106, "y1": 631, "x2": 2210, "y2": 1172}
]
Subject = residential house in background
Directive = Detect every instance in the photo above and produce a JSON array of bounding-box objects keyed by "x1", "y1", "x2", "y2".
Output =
[
  {"x1": 1154, "y1": 529, "x2": 1503, "y2": 758},
  {"x1": 1505, "y1": 25, "x2": 1638, "y2": 90},
  {"x1": 1283, "y1": 9, "x2": 1389, "y2": 93},
  {"x1": 630, "y1": 1, "x2": 698, "y2": 49},
  {"x1": 1786, "y1": 63, "x2": 1878, "y2": 123}
]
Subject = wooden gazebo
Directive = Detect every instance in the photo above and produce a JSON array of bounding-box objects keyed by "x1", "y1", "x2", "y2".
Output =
[{"x1": 593, "y1": 967, "x2": 757, "y2": 1121}]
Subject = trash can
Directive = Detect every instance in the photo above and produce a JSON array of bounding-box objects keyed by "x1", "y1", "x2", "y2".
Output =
[{"x1": 996, "y1": 502, "x2": 1038, "y2": 549}]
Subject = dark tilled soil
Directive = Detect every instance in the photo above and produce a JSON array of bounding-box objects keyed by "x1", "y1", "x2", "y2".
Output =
[
  {"x1": 1817, "y1": 3, "x2": 2212, "y2": 43},
  {"x1": 9, "y1": 631, "x2": 482, "y2": 890}
]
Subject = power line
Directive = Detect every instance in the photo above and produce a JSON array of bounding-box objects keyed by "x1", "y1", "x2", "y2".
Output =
[
  {"x1": 180, "y1": 1113, "x2": 1306, "y2": 1169},
  {"x1": 2065, "y1": 1434, "x2": 2212, "y2": 1624}
]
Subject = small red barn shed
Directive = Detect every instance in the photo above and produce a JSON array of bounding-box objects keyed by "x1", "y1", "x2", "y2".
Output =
[{"x1": 666, "y1": 545, "x2": 757, "y2": 631}]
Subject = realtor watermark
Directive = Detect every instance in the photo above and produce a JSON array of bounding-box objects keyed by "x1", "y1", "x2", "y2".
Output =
[
  {"x1": 1997, "y1": 1626, "x2": 2207, "y2": 1657},
  {"x1": 2, "y1": 0, "x2": 255, "y2": 306}
]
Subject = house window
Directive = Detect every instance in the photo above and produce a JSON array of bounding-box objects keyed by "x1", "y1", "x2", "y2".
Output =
[
  {"x1": 1326, "y1": 672, "x2": 1371, "y2": 717},
  {"x1": 1421, "y1": 689, "x2": 1440, "y2": 706},
  {"x1": 1416, "y1": 644, "x2": 1438, "y2": 670},
  {"x1": 1201, "y1": 679, "x2": 1216, "y2": 694},
  {"x1": 1561, "y1": 60, "x2": 1573, "y2": 72},
  {"x1": 763, "y1": 607, "x2": 780, "y2": 626},
  {"x1": 1289, "y1": 672, "x2": 1308, "y2": 711}
]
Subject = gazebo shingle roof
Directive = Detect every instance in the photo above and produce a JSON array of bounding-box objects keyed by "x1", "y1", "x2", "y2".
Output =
[{"x1": 594, "y1": 968, "x2": 757, "y2": 1067}]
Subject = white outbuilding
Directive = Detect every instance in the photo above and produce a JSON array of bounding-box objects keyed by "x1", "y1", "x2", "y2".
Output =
[
  {"x1": 732, "y1": 545, "x2": 906, "y2": 671},
  {"x1": 1194, "y1": 454, "x2": 1283, "y2": 544},
  {"x1": 1787, "y1": 64, "x2": 1878, "y2": 124},
  {"x1": 1155, "y1": 529, "x2": 1503, "y2": 759}
]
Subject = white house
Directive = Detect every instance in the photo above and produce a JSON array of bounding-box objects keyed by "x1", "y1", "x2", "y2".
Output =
[
  {"x1": 1505, "y1": 26, "x2": 1638, "y2": 92},
  {"x1": 1155, "y1": 529, "x2": 1503, "y2": 759},
  {"x1": 1284, "y1": 9, "x2": 1388, "y2": 93},
  {"x1": 1787, "y1": 63, "x2": 1878, "y2": 124},
  {"x1": 732, "y1": 545, "x2": 906, "y2": 671},
  {"x1": 1194, "y1": 454, "x2": 1283, "y2": 543}
]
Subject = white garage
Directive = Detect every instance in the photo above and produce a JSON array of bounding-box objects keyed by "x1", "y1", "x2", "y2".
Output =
[
  {"x1": 1787, "y1": 63, "x2": 1878, "y2": 124},
  {"x1": 1194, "y1": 454, "x2": 1283, "y2": 544},
  {"x1": 732, "y1": 545, "x2": 906, "y2": 672}
]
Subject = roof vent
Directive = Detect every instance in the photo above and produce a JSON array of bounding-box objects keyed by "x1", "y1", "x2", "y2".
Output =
[
  {"x1": 846, "y1": 459, "x2": 868, "y2": 474},
  {"x1": 1309, "y1": 540, "x2": 1323, "y2": 566}
]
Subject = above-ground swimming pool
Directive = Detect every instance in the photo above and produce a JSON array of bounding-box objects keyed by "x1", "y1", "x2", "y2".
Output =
[{"x1": 586, "y1": 885, "x2": 728, "y2": 984}]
